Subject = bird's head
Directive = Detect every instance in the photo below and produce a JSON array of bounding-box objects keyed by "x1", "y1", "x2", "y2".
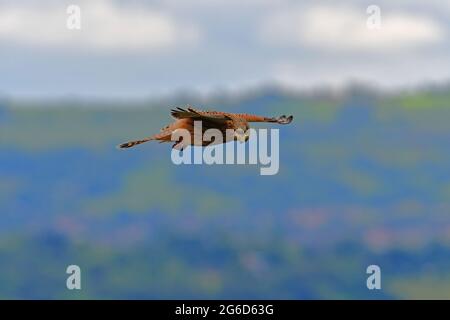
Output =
[{"x1": 234, "y1": 122, "x2": 250, "y2": 143}]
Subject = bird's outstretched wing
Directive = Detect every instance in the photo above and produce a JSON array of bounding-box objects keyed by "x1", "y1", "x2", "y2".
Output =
[
  {"x1": 171, "y1": 107, "x2": 232, "y2": 123},
  {"x1": 236, "y1": 113, "x2": 293, "y2": 124},
  {"x1": 172, "y1": 107, "x2": 293, "y2": 125}
]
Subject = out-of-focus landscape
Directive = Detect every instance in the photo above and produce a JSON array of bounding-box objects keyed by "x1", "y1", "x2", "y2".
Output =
[
  {"x1": 1, "y1": 85, "x2": 450, "y2": 299},
  {"x1": 1, "y1": 0, "x2": 450, "y2": 299}
]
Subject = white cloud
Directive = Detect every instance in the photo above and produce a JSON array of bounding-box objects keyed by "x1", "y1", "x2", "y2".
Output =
[
  {"x1": 271, "y1": 55, "x2": 450, "y2": 91},
  {"x1": 261, "y1": 6, "x2": 445, "y2": 52},
  {"x1": 163, "y1": 0, "x2": 274, "y2": 9},
  {"x1": 0, "y1": 1, "x2": 201, "y2": 51}
]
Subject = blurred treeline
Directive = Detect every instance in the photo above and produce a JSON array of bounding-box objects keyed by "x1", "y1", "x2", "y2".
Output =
[{"x1": 1, "y1": 85, "x2": 450, "y2": 299}]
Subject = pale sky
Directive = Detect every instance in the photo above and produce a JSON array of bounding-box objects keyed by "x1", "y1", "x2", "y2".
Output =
[{"x1": 0, "y1": 0, "x2": 449, "y2": 98}]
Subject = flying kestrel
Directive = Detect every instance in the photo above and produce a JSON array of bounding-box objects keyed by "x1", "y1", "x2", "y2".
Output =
[{"x1": 118, "y1": 107, "x2": 293, "y2": 150}]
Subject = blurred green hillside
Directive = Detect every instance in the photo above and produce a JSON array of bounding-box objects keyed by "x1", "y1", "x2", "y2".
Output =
[{"x1": 1, "y1": 86, "x2": 450, "y2": 299}]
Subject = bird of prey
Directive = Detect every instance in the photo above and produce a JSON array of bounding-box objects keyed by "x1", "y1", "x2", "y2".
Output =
[{"x1": 118, "y1": 107, "x2": 293, "y2": 150}]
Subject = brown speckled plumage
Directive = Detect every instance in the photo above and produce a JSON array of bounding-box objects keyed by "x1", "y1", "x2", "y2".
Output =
[{"x1": 118, "y1": 106, "x2": 293, "y2": 150}]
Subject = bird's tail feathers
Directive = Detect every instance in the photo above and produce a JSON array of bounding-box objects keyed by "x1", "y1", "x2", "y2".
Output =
[{"x1": 117, "y1": 137, "x2": 154, "y2": 149}]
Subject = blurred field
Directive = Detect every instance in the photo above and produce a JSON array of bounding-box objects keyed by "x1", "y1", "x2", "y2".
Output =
[{"x1": 1, "y1": 85, "x2": 450, "y2": 299}]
